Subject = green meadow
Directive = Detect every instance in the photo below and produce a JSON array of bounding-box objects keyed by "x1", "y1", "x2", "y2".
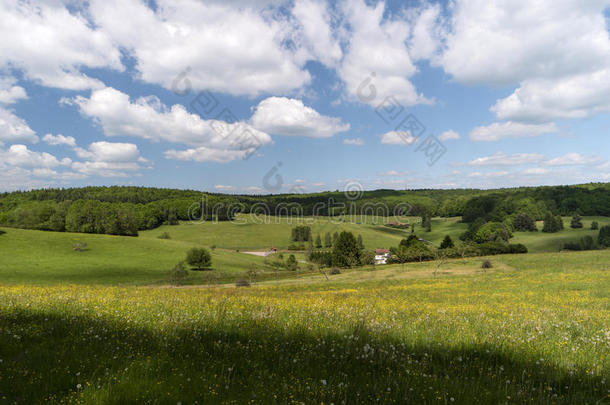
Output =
[
  {"x1": 1, "y1": 215, "x2": 609, "y2": 404},
  {"x1": 0, "y1": 250, "x2": 608, "y2": 404},
  {"x1": 1, "y1": 214, "x2": 608, "y2": 286}
]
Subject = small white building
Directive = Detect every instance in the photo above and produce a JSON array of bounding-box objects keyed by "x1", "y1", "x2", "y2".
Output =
[{"x1": 374, "y1": 249, "x2": 390, "y2": 265}]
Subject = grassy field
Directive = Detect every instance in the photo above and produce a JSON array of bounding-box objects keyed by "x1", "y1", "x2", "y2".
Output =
[
  {"x1": 512, "y1": 216, "x2": 609, "y2": 253},
  {"x1": 140, "y1": 214, "x2": 608, "y2": 252},
  {"x1": 0, "y1": 227, "x2": 268, "y2": 285},
  {"x1": 138, "y1": 214, "x2": 436, "y2": 250},
  {"x1": 1, "y1": 215, "x2": 608, "y2": 286},
  {"x1": 0, "y1": 250, "x2": 608, "y2": 404}
]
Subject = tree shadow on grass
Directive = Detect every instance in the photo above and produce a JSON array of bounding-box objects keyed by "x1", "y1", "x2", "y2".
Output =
[
  {"x1": 0, "y1": 310, "x2": 606, "y2": 404},
  {"x1": 373, "y1": 226, "x2": 410, "y2": 237},
  {"x1": 189, "y1": 267, "x2": 213, "y2": 271}
]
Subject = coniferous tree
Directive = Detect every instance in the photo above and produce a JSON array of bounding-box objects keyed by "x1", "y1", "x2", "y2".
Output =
[
  {"x1": 421, "y1": 215, "x2": 432, "y2": 232},
  {"x1": 598, "y1": 225, "x2": 610, "y2": 247},
  {"x1": 440, "y1": 235, "x2": 454, "y2": 249},
  {"x1": 331, "y1": 231, "x2": 361, "y2": 267},
  {"x1": 556, "y1": 215, "x2": 564, "y2": 230},
  {"x1": 570, "y1": 214, "x2": 583, "y2": 229},
  {"x1": 324, "y1": 232, "x2": 332, "y2": 248}
]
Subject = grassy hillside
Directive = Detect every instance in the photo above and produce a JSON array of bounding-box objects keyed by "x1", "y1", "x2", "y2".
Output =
[
  {"x1": 512, "y1": 216, "x2": 609, "y2": 252},
  {"x1": 138, "y1": 214, "x2": 449, "y2": 250},
  {"x1": 1, "y1": 250, "x2": 608, "y2": 404},
  {"x1": 0, "y1": 227, "x2": 267, "y2": 285},
  {"x1": 141, "y1": 214, "x2": 607, "y2": 252},
  {"x1": 1, "y1": 215, "x2": 608, "y2": 285}
]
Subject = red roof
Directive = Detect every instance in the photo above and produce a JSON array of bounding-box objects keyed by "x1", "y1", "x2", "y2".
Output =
[{"x1": 375, "y1": 249, "x2": 389, "y2": 254}]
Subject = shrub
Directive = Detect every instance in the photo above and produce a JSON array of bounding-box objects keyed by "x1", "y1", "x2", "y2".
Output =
[
  {"x1": 72, "y1": 242, "x2": 88, "y2": 251},
  {"x1": 285, "y1": 254, "x2": 298, "y2": 271},
  {"x1": 169, "y1": 261, "x2": 189, "y2": 285},
  {"x1": 360, "y1": 250, "x2": 375, "y2": 265},
  {"x1": 591, "y1": 221, "x2": 599, "y2": 230},
  {"x1": 476, "y1": 242, "x2": 508, "y2": 255},
  {"x1": 0, "y1": 229, "x2": 5, "y2": 235},
  {"x1": 308, "y1": 251, "x2": 333, "y2": 267},
  {"x1": 399, "y1": 234, "x2": 420, "y2": 248},
  {"x1": 542, "y1": 213, "x2": 562, "y2": 233},
  {"x1": 158, "y1": 232, "x2": 171, "y2": 239},
  {"x1": 562, "y1": 241, "x2": 582, "y2": 251},
  {"x1": 556, "y1": 215, "x2": 564, "y2": 230},
  {"x1": 562, "y1": 236, "x2": 597, "y2": 251},
  {"x1": 460, "y1": 218, "x2": 486, "y2": 241},
  {"x1": 404, "y1": 243, "x2": 434, "y2": 262},
  {"x1": 291, "y1": 225, "x2": 311, "y2": 242},
  {"x1": 513, "y1": 212, "x2": 537, "y2": 232},
  {"x1": 507, "y1": 243, "x2": 528, "y2": 254},
  {"x1": 474, "y1": 222, "x2": 512, "y2": 243},
  {"x1": 579, "y1": 235, "x2": 595, "y2": 250},
  {"x1": 481, "y1": 260, "x2": 492, "y2": 269},
  {"x1": 329, "y1": 267, "x2": 341, "y2": 275},
  {"x1": 599, "y1": 225, "x2": 610, "y2": 247},
  {"x1": 508, "y1": 243, "x2": 527, "y2": 253},
  {"x1": 440, "y1": 247, "x2": 461, "y2": 259},
  {"x1": 235, "y1": 279, "x2": 251, "y2": 287},
  {"x1": 186, "y1": 247, "x2": 212, "y2": 270},
  {"x1": 570, "y1": 214, "x2": 583, "y2": 229},
  {"x1": 476, "y1": 242, "x2": 527, "y2": 255}
]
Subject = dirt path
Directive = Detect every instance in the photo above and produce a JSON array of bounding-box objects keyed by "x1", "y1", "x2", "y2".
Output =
[{"x1": 242, "y1": 251, "x2": 274, "y2": 257}]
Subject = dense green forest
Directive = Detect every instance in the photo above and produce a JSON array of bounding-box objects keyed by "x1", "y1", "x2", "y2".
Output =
[{"x1": 0, "y1": 183, "x2": 609, "y2": 236}]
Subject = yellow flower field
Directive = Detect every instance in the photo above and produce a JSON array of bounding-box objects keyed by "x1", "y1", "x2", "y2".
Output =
[{"x1": 0, "y1": 253, "x2": 608, "y2": 404}]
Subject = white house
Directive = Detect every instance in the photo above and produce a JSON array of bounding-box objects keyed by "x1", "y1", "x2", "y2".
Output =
[{"x1": 374, "y1": 249, "x2": 390, "y2": 265}]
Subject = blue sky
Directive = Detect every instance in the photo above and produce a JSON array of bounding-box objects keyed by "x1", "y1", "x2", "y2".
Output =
[{"x1": 1, "y1": 0, "x2": 609, "y2": 193}]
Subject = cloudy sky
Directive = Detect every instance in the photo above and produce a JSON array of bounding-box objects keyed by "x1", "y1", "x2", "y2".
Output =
[{"x1": 1, "y1": 0, "x2": 610, "y2": 193}]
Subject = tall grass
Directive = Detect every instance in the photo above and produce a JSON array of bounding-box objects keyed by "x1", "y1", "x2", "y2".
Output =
[{"x1": 1, "y1": 257, "x2": 608, "y2": 404}]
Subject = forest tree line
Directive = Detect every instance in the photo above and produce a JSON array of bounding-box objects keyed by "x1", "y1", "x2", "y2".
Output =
[{"x1": 0, "y1": 184, "x2": 609, "y2": 236}]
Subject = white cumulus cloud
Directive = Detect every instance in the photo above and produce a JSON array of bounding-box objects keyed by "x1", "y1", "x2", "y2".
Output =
[
  {"x1": 338, "y1": 0, "x2": 431, "y2": 107},
  {"x1": 88, "y1": 0, "x2": 310, "y2": 96},
  {"x1": 250, "y1": 97, "x2": 349, "y2": 138},
  {"x1": 67, "y1": 87, "x2": 272, "y2": 163},
  {"x1": 0, "y1": 1, "x2": 122, "y2": 90},
  {"x1": 543, "y1": 153, "x2": 602, "y2": 166},
  {"x1": 380, "y1": 130, "x2": 418, "y2": 145},
  {"x1": 343, "y1": 137, "x2": 364, "y2": 145},
  {"x1": 438, "y1": 130, "x2": 460, "y2": 141},
  {"x1": 0, "y1": 107, "x2": 37, "y2": 144},
  {"x1": 469, "y1": 121, "x2": 558, "y2": 142},
  {"x1": 0, "y1": 144, "x2": 71, "y2": 169},
  {"x1": 468, "y1": 152, "x2": 545, "y2": 166},
  {"x1": 42, "y1": 134, "x2": 77, "y2": 147}
]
